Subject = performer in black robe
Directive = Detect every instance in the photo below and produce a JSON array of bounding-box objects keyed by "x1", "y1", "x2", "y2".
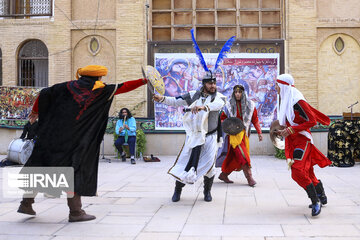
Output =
[{"x1": 17, "y1": 65, "x2": 147, "y2": 222}]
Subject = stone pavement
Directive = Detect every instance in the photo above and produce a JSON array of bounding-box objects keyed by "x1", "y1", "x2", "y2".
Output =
[{"x1": 0, "y1": 155, "x2": 360, "y2": 240}]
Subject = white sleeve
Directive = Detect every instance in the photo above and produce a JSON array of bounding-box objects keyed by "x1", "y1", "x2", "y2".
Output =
[
  {"x1": 162, "y1": 91, "x2": 196, "y2": 107},
  {"x1": 162, "y1": 96, "x2": 187, "y2": 107},
  {"x1": 205, "y1": 93, "x2": 226, "y2": 112}
]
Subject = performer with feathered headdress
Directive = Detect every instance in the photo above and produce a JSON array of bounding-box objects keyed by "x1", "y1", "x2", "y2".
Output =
[{"x1": 153, "y1": 29, "x2": 235, "y2": 202}]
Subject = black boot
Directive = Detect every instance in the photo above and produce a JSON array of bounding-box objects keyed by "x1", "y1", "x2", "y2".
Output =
[
  {"x1": 315, "y1": 180, "x2": 327, "y2": 204},
  {"x1": 17, "y1": 197, "x2": 36, "y2": 215},
  {"x1": 308, "y1": 180, "x2": 327, "y2": 208},
  {"x1": 305, "y1": 183, "x2": 321, "y2": 216},
  {"x1": 121, "y1": 153, "x2": 126, "y2": 162},
  {"x1": 172, "y1": 181, "x2": 185, "y2": 202},
  {"x1": 203, "y1": 176, "x2": 214, "y2": 202}
]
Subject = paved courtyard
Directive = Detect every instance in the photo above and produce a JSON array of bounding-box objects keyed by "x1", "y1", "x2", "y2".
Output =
[{"x1": 0, "y1": 155, "x2": 360, "y2": 240}]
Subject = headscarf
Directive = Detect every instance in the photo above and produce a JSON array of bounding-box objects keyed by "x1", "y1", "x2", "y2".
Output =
[
  {"x1": 276, "y1": 74, "x2": 305, "y2": 126},
  {"x1": 277, "y1": 74, "x2": 316, "y2": 143},
  {"x1": 229, "y1": 84, "x2": 255, "y2": 135}
]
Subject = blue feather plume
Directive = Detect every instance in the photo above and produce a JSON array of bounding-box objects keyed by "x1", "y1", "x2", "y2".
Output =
[
  {"x1": 190, "y1": 29, "x2": 209, "y2": 72},
  {"x1": 214, "y1": 36, "x2": 235, "y2": 71}
]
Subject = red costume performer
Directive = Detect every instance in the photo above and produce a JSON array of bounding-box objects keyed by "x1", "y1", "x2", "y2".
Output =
[
  {"x1": 276, "y1": 74, "x2": 331, "y2": 217},
  {"x1": 216, "y1": 85, "x2": 263, "y2": 186}
]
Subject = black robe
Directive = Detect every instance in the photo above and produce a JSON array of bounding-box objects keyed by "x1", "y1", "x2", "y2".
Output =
[
  {"x1": 24, "y1": 77, "x2": 121, "y2": 196},
  {"x1": 20, "y1": 121, "x2": 39, "y2": 140}
]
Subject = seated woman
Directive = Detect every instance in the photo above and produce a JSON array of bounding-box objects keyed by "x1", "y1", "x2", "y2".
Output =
[{"x1": 115, "y1": 108, "x2": 137, "y2": 164}]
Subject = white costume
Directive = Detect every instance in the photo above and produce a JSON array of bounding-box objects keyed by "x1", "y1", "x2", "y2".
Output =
[{"x1": 162, "y1": 90, "x2": 226, "y2": 184}]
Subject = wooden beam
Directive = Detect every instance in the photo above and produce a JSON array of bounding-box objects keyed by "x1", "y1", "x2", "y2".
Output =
[
  {"x1": 259, "y1": 0, "x2": 262, "y2": 39},
  {"x1": 171, "y1": 0, "x2": 174, "y2": 40}
]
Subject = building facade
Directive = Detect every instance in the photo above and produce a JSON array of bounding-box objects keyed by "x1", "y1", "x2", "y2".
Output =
[
  {"x1": 285, "y1": 0, "x2": 360, "y2": 115},
  {"x1": 0, "y1": 0, "x2": 359, "y2": 155},
  {"x1": 0, "y1": 0, "x2": 148, "y2": 117}
]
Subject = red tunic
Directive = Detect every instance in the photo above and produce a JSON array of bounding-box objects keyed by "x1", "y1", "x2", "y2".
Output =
[
  {"x1": 285, "y1": 100, "x2": 332, "y2": 188},
  {"x1": 221, "y1": 103, "x2": 262, "y2": 173}
]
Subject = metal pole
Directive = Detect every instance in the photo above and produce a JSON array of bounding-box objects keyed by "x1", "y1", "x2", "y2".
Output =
[
  {"x1": 101, "y1": 138, "x2": 111, "y2": 163},
  {"x1": 348, "y1": 101, "x2": 359, "y2": 120}
]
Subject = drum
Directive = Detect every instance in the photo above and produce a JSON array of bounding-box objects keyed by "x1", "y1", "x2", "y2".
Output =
[{"x1": 7, "y1": 139, "x2": 34, "y2": 165}]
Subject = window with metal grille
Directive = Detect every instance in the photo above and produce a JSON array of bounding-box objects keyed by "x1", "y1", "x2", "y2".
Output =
[
  {"x1": 18, "y1": 40, "x2": 48, "y2": 87},
  {"x1": 0, "y1": 0, "x2": 52, "y2": 18},
  {"x1": 0, "y1": 48, "x2": 2, "y2": 86}
]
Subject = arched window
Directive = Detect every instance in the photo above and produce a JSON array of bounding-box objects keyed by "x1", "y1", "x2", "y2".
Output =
[
  {"x1": 0, "y1": 48, "x2": 2, "y2": 85},
  {"x1": 18, "y1": 40, "x2": 48, "y2": 87}
]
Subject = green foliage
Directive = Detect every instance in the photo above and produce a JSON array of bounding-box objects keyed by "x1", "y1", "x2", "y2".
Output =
[
  {"x1": 275, "y1": 147, "x2": 286, "y2": 159},
  {"x1": 136, "y1": 128, "x2": 146, "y2": 156},
  {"x1": 106, "y1": 119, "x2": 116, "y2": 134}
]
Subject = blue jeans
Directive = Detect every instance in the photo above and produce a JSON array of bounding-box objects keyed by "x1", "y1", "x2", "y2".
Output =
[{"x1": 115, "y1": 136, "x2": 136, "y2": 156}]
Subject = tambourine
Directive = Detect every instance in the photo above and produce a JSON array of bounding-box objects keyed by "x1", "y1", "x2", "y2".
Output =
[
  {"x1": 269, "y1": 120, "x2": 285, "y2": 150},
  {"x1": 141, "y1": 66, "x2": 165, "y2": 95}
]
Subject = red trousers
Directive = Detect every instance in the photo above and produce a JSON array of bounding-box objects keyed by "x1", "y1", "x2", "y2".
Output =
[{"x1": 290, "y1": 142, "x2": 331, "y2": 189}]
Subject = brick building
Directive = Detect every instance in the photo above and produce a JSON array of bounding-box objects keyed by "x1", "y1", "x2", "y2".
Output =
[
  {"x1": 285, "y1": 0, "x2": 360, "y2": 115},
  {"x1": 0, "y1": 0, "x2": 359, "y2": 155},
  {"x1": 0, "y1": 0, "x2": 148, "y2": 117}
]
